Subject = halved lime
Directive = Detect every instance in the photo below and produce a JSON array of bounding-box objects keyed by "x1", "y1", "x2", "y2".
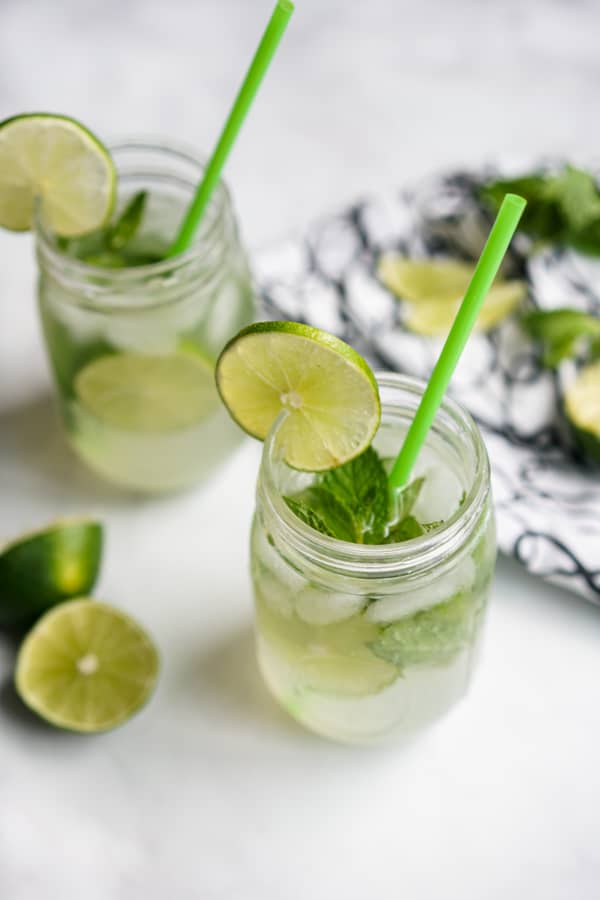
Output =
[
  {"x1": 377, "y1": 256, "x2": 526, "y2": 336},
  {"x1": 74, "y1": 351, "x2": 219, "y2": 432},
  {"x1": 215, "y1": 322, "x2": 381, "y2": 470},
  {"x1": 15, "y1": 600, "x2": 159, "y2": 732},
  {"x1": 564, "y1": 361, "x2": 600, "y2": 463},
  {"x1": 0, "y1": 113, "x2": 115, "y2": 236},
  {"x1": 0, "y1": 519, "x2": 102, "y2": 628}
]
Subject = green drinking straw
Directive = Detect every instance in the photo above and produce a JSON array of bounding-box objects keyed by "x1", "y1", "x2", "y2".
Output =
[
  {"x1": 388, "y1": 193, "x2": 527, "y2": 493},
  {"x1": 166, "y1": 0, "x2": 295, "y2": 258}
]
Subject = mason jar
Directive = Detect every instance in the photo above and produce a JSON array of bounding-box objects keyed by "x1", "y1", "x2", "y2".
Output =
[
  {"x1": 35, "y1": 140, "x2": 256, "y2": 492},
  {"x1": 250, "y1": 373, "x2": 496, "y2": 744}
]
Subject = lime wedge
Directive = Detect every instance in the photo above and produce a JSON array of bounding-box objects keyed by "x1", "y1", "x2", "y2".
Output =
[
  {"x1": 564, "y1": 361, "x2": 600, "y2": 463},
  {"x1": 15, "y1": 600, "x2": 159, "y2": 732},
  {"x1": 378, "y1": 255, "x2": 526, "y2": 336},
  {"x1": 215, "y1": 322, "x2": 380, "y2": 470},
  {"x1": 74, "y1": 351, "x2": 219, "y2": 432},
  {"x1": 0, "y1": 519, "x2": 102, "y2": 628},
  {"x1": 0, "y1": 113, "x2": 115, "y2": 236}
]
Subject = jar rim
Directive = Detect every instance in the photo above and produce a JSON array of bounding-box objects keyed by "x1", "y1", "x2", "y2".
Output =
[
  {"x1": 34, "y1": 137, "x2": 232, "y2": 304},
  {"x1": 258, "y1": 372, "x2": 491, "y2": 578}
]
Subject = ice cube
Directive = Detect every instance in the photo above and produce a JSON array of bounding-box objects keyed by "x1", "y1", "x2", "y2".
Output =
[
  {"x1": 104, "y1": 312, "x2": 179, "y2": 354},
  {"x1": 255, "y1": 570, "x2": 295, "y2": 619},
  {"x1": 295, "y1": 587, "x2": 365, "y2": 625},
  {"x1": 365, "y1": 556, "x2": 476, "y2": 624}
]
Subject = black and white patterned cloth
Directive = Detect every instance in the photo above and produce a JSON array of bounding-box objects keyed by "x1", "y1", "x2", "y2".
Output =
[{"x1": 254, "y1": 169, "x2": 600, "y2": 605}]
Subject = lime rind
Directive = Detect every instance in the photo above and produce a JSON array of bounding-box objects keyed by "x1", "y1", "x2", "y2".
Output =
[
  {"x1": 0, "y1": 518, "x2": 103, "y2": 628},
  {"x1": 15, "y1": 599, "x2": 159, "y2": 733},
  {"x1": 0, "y1": 112, "x2": 116, "y2": 236},
  {"x1": 215, "y1": 321, "x2": 381, "y2": 471}
]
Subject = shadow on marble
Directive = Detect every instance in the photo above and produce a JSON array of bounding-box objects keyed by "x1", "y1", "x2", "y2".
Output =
[
  {"x1": 188, "y1": 626, "x2": 311, "y2": 741},
  {"x1": 0, "y1": 390, "x2": 168, "y2": 508}
]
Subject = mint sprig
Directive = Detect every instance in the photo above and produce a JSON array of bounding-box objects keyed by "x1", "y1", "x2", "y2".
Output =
[
  {"x1": 522, "y1": 308, "x2": 600, "y2": 367},
  {"x1": 284, "y1": 447, "x2": 431, "y2": 544},
  {"x1": 107, "y1": 190, "x2": 148, "y2": 251},
  {"x1": 59, "y1": 190, "x2": 153, "y2": 267},
  {"x1": 479, "y1": 165, "x2": 600, "y2": 254}
]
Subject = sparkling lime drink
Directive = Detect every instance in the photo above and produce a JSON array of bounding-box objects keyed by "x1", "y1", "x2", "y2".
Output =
[
  {"x1": 250, "y1": 374, "x2": 495, "y2": 743},
  {"x1": 36, "y1": 141, "x2": 255, "y2": 492}
]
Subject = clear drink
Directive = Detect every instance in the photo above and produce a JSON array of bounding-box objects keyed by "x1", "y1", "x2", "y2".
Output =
[
  {"x1": 35, "y1": 141, "x2": 255, "y2": 492},
  {"x1": 250, "y1": 374, "x2": 496, "y2": 744}
]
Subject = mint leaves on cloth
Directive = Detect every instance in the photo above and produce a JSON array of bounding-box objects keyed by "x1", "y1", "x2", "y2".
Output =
[
  {"x1": 284, "y1": 447, "x2": 433, "y2": 544},
  {"x1": 522, "y1": 308, "x2": 600, "y2": 368},
  {"x1": 480, "y1": 165, "x2": 600, "y2": 254}
]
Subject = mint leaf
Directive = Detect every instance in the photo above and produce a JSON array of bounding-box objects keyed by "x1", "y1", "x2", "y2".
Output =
[
  {"x1": 284, "y1": 450, "x2": 442, "y2": 545},
  {"x1": 284, "y1": 496, "x2": 336, "y2": 538},
  {"x1": 108, "y1": 191, "x2": 148, "y2": 251},
  {"x1": 384, "y1": 515, "x2": 425, "y2": 543},
  {"x1": 479, "y1": 174, "x2": 564, "y2": 241},
  {"x1": 370, "y1": 591, "x2": 475, "y2": 668},
  {"x1": 570, "y1": 217, "x2": 600, "y2": 256},
  {"x1": 284, "y1": 487, "x2": 356, "y2": 542},
  {"x1": 545, "y1": 166, "x2": 600, "y2": 233},
  {"x1": 522, "y1": 308, "x2": 600, "y2": 367},
  {"x1": 319, "y1": 446, "x2": 389, "y2": 543}
]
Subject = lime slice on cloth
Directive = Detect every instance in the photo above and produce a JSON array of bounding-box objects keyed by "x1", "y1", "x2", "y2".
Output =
[
  {"x1": 15, "y1": 600, "x2": 159, "y2": 733},
  {"x1": 564, "y1": 361, "x2": 600, "y2": 463},
  {"x1": 0, "y1": 113, "x2": 115, "y2": 235},
  {"x1": 378, "y1": 256, "x2": 526, "y2": 336},
  {"x1": 74, "y1": 351, "x2": 219, "y2": 432},
  {"x1": 0, "y1": 519, "x2": 102, "y2": 628},
  {"x1": 215, "y1": 322, "x2": 381, "y2": 470}
]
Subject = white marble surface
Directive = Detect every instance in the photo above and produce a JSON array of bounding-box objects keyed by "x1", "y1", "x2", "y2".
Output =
[{"x1": 1, "y1": 1, "x2": 600, "y2": 897}]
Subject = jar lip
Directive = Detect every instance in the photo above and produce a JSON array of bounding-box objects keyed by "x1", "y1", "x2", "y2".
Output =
[
  {"x1": 34, "y1": 136, "x2": 231, "y2": 288},
  {"x1": 259, "y1": 372, "x2": 490, "y2": 577}
]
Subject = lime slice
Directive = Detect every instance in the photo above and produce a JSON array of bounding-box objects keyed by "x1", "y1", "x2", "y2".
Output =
[
  {"x1": 15, "y1": 600, "x2": 159, "y2": 732},
  {"x1": 564, "y1": 361, "x2": 600, "y2": 463},
  {"x1": 216, "y1": 322, "x2": 380, "y2": 470},
  {"x1": 300, "y1": 652, "x2": 398, "y2": 697},
  {"x1": 74, "y1": 351, "x2": 219, "y2": 432},
  {"x1": 377, "y1": 256, "x2": 526, "y2": 336},
  {"x1": 378, "y1": 257, "x2": 476, "y2": 303},
  {"x1": 255, "y1": 593, "x2": 398, "y2": 697},
  {"x1": 0, "y1": 113, "x2": 115, "y2": 236},
  {"x1": 0, "y1": 519, "x2": 102, "y2": 628}
]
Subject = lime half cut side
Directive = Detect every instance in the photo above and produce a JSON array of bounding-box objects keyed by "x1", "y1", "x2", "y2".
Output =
[
  {"x1": 564, "y1": 361, "x2": 600, "y2": 464},
  {"x1": 74, "y1": 351, "x2": 219, "y2": 432},
  {"x1": 377, "y1": 256, "x2": 527, "y2": 336},
  {"x1": 15, "y1": 600, "x2": 159, "y2": 733},
  {"x1": 215, "y1": 322, "x2": 381, "y2": 470},
  {"x1": 0, "y1": 113, "x2": 115, "y2": 236},
  {"x1": 0, "y1": 519, "x2": 103, "y2": 628}
]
